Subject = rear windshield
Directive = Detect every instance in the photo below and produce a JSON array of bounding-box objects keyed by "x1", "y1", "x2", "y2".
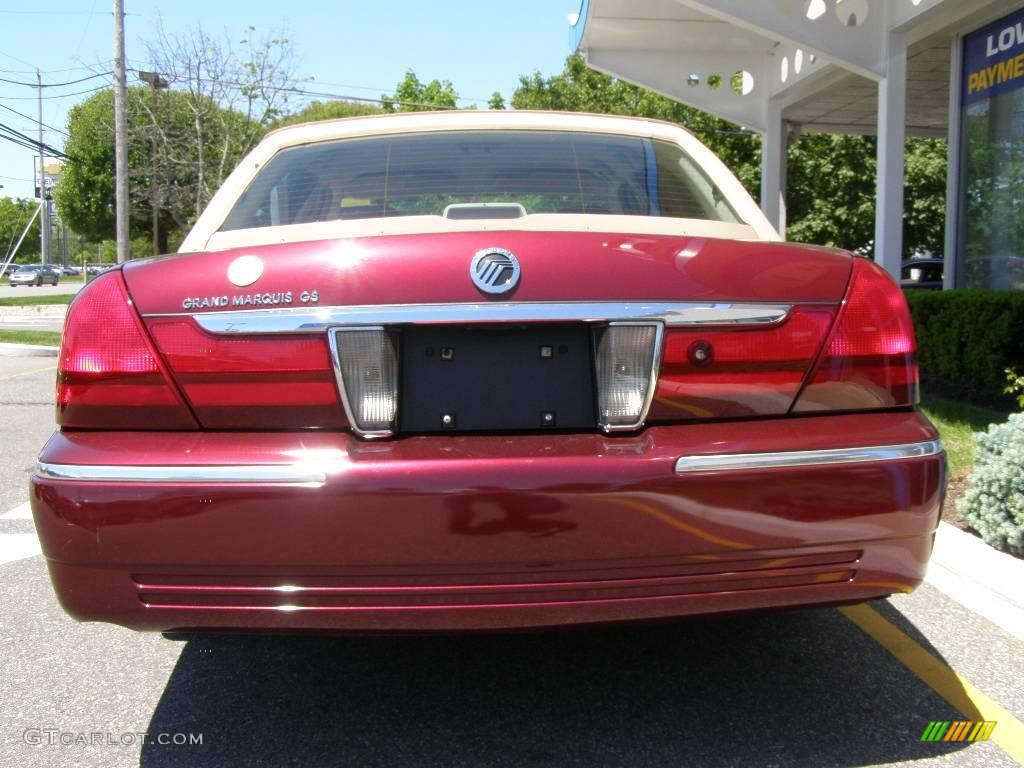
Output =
[{"x1": 219, "y1": 130, "x2": 743, "y2": 231}]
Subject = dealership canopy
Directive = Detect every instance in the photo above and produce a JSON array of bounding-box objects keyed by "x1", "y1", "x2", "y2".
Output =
[{"x1": 570, "y1": 0, "x2": 1024, "y2": 288}]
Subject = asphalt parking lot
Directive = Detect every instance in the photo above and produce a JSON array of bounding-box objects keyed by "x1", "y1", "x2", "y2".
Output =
[
  {"x1": 1, "y1": 353, "x2": 1022, "y2": 768},
  {"x1": 0, "y1": 279, "x2": 83, "y2": 300}
]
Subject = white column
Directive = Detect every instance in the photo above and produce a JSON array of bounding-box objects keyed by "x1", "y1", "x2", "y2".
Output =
[
  {"x1": 761, "y1": 97, "x2": 787, "y2": 238},
  {"x1": 874, "y1": 30, "x2": 907, "y2": 280},
  {"x1": 943, "y1": 35, "x2": 963, "y2": 290}
]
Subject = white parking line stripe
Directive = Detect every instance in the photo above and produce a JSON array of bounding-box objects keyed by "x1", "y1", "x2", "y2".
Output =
[
  {"x1": 0, "y1": 534, "x2": 41, "y2": 565},
  {"x1": 0, "y1": 502, "x2": 32, "y2": 520},
  {"x1": 0, "y1": 503, "x2": 41, "y2": 564}
]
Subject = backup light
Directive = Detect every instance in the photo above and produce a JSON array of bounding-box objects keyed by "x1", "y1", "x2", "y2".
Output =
[
  {"x1": 593, "y1": 322, "x2": 663, "y2": 431},
  {"x1": 328, "y1": 327, "x2": 400, "y2": 437}
]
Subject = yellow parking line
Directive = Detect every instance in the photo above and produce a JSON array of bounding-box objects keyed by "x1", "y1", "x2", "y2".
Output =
[
  {"x1": 0, "y1": 364, "x2": 56, "y2": 381},
  {"x1": 839, "y1": 603, "x2": 1024, "y2": 762}
]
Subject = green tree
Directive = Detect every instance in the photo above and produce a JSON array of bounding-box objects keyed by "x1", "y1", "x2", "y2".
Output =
[
  {"x1": 382, "y1": 70, "x2": 458, "y2": 111},
  {"x1": 488, "y1": 91, "x2": 506, "y2": 110},
  {"x1": 272, "y1": 99, "x2": 381, "y2": 129},
  {"x1": 904, "y1": 138, "x2": 948, "y2": 255},
  {"x1": 513, "y1": 54, "x2": 949, "y2": 257},
  {"x1": 0, "y1": 197, "x2": 41, "y2": 261},
  {"x1": 53, "y1": 89, "x2": 124, "y2": 244},
  {"x1": 787, "y1": 134, "x2": 948, "y2": 254},
  {"x1": 145, "y1": 22, "x2": 300, "y2": 229},
  {"x1": 55, "y1": 87, "x2": 247, "y2": 248},
  {"x1": 785, "y1": 133, "x2": 878, "y2": 251},
  {"x1": 511, "y1": 54, "x2": 761, "y2": 195},
  {"x1": 54, "y1": 22, "x2": 300, "y2": 255}
]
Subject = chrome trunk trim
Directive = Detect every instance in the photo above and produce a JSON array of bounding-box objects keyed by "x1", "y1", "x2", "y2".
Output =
[
  {"x1": 151, "y1": 301, "x2": 794, "y2": 335},
  {"x1": 674, "y1": 440, "x2": 944, "y2": 473}
]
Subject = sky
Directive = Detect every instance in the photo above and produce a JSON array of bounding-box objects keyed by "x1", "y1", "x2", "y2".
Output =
[{"x1": 0, "y1": 1, "x2": 580, "y2": 201}]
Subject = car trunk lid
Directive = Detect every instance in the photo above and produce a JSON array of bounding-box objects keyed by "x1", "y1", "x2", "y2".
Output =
[{"x1": 122, "y1": 231, "x2": 853, "y2": 431}]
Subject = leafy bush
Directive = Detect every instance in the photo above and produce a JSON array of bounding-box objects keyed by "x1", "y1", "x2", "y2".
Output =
[
  {"x1": 906, "y1": 290, "x2": 1024, "y2": 401},
  {"x1": 1006, "y1": 369, "x2": 1024, "y2": 409},
  {"x1": 957, "y1": 413, "x2": 1024, "y2": 556}
]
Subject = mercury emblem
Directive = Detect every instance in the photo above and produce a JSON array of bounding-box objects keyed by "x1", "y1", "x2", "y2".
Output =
[{"x1": 470, "y1": 248, "x2": 520, "y2": 295}]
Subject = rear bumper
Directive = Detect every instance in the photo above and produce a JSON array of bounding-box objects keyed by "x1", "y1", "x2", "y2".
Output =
[{"x1": 31, "y1": 412, "x2": 945, "y2": 632}]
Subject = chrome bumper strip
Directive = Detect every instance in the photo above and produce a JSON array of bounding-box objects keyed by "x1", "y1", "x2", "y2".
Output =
[
  {"x1": 151, "y1": 301, "x2": 794, "y2": 335},
  {"x1": 36, "y1": 439, "x2": 943, "y2": 484},
  {"x1": 674, "y1": 440, "x2": 943, "y2": 474},
  {"x1": 35, "y1": 462, "x2": 327, "y2": 485}
]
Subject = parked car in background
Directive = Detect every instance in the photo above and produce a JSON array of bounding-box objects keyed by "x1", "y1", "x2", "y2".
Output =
[
  {"x1": 8, "y1": 263, "x2": 61, "y2": 287},
  {"x1": 61, "y1": 266, "x2": 82, "y2": 276},
  {"x1": 901, "y1": 258, "x2": 944, "y2": 290},
  {"x1": 0, "y1": 263, "x2": 21, "y2": 278},
  {"x1": 32, "y1": 111, "x2": 944, "y2": 634}
]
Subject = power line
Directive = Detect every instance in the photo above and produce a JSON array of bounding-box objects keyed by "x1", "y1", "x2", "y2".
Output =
[
  {"x1": 0, "y1": 84, "x2": 110, "y2": 101},
  {"x1": 0, "y1": 102, "x2": 69, "y2": 137},
  {"x1": 306, "y1": 77, "x2": 492, "y2": 105},
  {"x1": 0, "y1": 63, "x2": 111, "y2": 76},
  {"x1": 74, "y1": 0, "x2": 101, "y2": 62},
  {"x1": 0, "y1": 130, "x2": 45, "y2": 153},
  {"x1": 0, "y1": 9, "x2": 126, "y2": 15},
  {"x1": 0, "y1": 71, "x2": 112, "y2": 88},
  {"x1": 150, "y1": 73, "x2": 480, "y2": 111},
  {"x1": 0, "y1": 49, "x2": 37, "y2": 70},
  {"x1": 0, "y1": 120, "x2": 68, "y2": 158}
]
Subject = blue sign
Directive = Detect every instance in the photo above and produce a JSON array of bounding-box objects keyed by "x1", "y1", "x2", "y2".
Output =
[{"x1": 963, "y1": 7, "x2": 1024, "y2": 105}]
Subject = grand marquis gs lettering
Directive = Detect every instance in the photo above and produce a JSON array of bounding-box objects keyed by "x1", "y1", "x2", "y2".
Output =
[{"x1": 181, "y1": 290, "x2": 319, "y2": 310}]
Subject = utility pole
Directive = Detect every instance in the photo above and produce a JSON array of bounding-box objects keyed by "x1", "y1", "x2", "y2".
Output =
[
  {"x1": 37, "y1": 71, "x2": 50, "y2": 265},
  {"x1": 139, "y1": 70, "x2": 168, "y2": 256},
  {"x1": 113, "y1": 0, "x2": 130, "y2": 263}
]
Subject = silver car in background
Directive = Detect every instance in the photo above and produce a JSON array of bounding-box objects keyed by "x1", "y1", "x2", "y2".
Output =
[{"x1": 8, "y1": 264, "x2": 61, "y2": 287}]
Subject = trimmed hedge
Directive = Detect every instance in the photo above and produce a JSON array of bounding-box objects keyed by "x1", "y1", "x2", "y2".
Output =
[{"x1": 905, "y1": 290, "x2": 1024, "y2": 401}]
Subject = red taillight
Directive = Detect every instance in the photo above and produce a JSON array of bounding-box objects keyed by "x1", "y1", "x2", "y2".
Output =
[
  {"x1": 145, "y1": 319, "x2": 343, "y2": 429},
  {"x1": 649, "y1": 307, "x2": 836, "y2": 421},
  {"x1": 793, "y1": 259, "x2": 917, "y2": 412},
  {"x1": 58, "y1": 271, "x2": 197, "y2": 429}
]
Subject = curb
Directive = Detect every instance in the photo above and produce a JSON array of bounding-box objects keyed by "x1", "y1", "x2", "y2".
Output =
[
  {"x1": 0, "y1": 343, "x2": 59, "y2": 358},
  {"x1": 925, "y1": 521, "x2": 1024, "y2": 641},
  {"x1": 0, "y1": 305, "x2": 68, "y2": 319}
]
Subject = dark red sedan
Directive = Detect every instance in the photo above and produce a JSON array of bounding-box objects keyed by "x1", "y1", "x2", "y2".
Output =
[{"x1": 31, "y1": 112, "x2": 944, "y2": 632}]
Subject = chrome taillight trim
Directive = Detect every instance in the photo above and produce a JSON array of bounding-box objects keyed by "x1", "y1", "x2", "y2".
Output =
[
  {"x1": 35, "y1": 462, "x2": 327, "y2": 486},
  {"x1": 674, "y1": 440, "x2": 943, "y2": 473},
  {"x1": 327, "y1": 326, "x2": 399, "y2": 439},
  {"x1": 154, "y1": 301, "x2": 795, "y2": 335},
  {"x1": 594, "y1": 321, "x2": 665, "y2": 433}
]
